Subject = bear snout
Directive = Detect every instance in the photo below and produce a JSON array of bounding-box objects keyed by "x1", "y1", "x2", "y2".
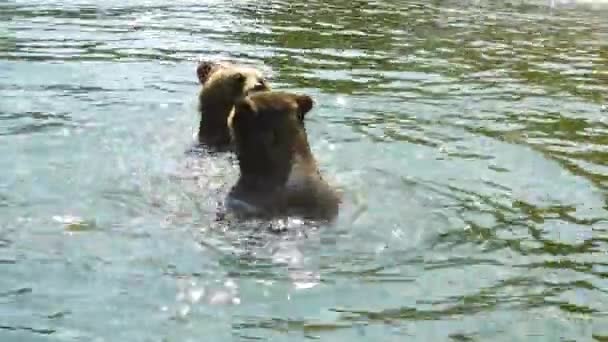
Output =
[{"x1": 250, "y1": 80, "x2": 268, "y2": 93}]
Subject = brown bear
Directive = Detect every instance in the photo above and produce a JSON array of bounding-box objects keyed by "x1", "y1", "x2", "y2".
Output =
[
  {"x1": 226, "y1": 91, "x2": 341, "y2": 221},
  {"x1": 195, "y1": 60, "x2": 270, "y2": 149}
]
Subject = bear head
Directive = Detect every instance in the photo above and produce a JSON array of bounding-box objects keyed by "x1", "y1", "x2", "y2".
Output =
[
  {"x1": 195, "y1": 60, "x2": 270, "y2": 148},
  {"x1": 231, "y1": 91, "x2": 313, "y2": 184}
]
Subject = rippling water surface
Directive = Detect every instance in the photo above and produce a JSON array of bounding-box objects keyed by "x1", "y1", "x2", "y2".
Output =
[{"x1": 1, "y1": 0, "x2": 608, "y2": 340}]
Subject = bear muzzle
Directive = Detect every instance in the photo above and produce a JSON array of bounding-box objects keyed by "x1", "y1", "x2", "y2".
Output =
[{"x1": 249, "y1": 80, "x2": 268, "y2": 93}]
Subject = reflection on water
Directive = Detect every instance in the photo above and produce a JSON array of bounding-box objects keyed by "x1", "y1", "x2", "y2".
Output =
[{"x1": 1, "y1": 0, "x2": 608, "y2": 340}]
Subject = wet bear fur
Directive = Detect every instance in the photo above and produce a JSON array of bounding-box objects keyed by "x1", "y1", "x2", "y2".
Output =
[
  {"x1": 195, "y1": 60, "x2": 270, "y2": 149},
  {"x1": 226, "y1": 91, "x2": 340, "y2": 221}
]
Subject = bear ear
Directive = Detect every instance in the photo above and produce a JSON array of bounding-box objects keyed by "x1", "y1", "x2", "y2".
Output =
[
  {"x1": 295, "y1": 95, "x2": 314, "y2": 121},
  {"x1": 196, "y1": 61, "x2": 219, "y2": 85}
]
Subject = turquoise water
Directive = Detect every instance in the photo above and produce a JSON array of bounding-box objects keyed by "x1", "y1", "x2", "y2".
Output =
[{"x1": 1, "y1": 0, "x2": 607, "y2": 340}]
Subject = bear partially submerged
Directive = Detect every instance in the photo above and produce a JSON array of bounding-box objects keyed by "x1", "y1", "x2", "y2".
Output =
[
  {"x1": 195, "y1": 60, "x2": 270, "y2": 149},
  {"x1": 226, "y1": 91, "x2": 340, "y2": 221}
]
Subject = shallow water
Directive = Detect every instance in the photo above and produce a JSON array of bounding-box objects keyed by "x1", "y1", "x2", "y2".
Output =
[{"x1": 1, "y1": 0, "x2": 608, "y2": 340}]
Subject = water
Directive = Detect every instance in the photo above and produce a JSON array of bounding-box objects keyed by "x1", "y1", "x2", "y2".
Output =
[{"x1": 1, "y1": 0, "x2": 607, "y2": 340}]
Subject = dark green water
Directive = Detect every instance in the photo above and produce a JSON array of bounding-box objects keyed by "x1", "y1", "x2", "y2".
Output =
[{"x1": 1, "y1": 0, "x2": 608, "y2": 340}]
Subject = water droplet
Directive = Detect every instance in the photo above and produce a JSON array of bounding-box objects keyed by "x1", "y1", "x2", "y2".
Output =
[
  {"x1": 187, "y1": 288, "x2": 205, "y2": 303},
  {"x1": 272, "y1": 244, "x2": 303, "y2": 267},
  {"x1": 293, "y1": 282, "x2": 319, "y2": 290},
  {"x1": 391, "y1": 229, "x2": 404, "y2": 239},
  {"x1": 224, "y1": 279, "x2": 238, "y2": 291},
  {"x1": 177, "y1": 304, "x2": 190, "y2": 318},
  {"x1": 287, "y1": 217, "x2": 305, "y2": 228}
]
